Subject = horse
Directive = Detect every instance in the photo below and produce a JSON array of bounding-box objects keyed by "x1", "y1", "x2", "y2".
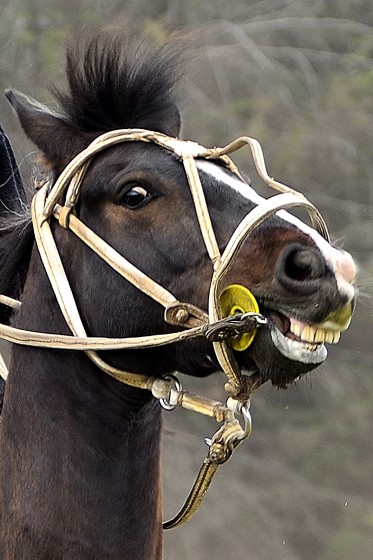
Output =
[{"x1": 0, "y1": 31, "x2": 356, "y2": 559}]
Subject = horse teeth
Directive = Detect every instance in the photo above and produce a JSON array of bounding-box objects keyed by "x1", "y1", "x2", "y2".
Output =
[
  {"x1": 303, "y1": 342, "x2": 317, "y2": 351},
  {"x1": 331, "y1": 331, "x2": 341, "y2": 343},
  {"x1": 289, "y1": 318, "x2": 341, "y2": 345},
  {"x1": 314, "y1": 329, "x2": 326, "y2": 343},
  {"x1": 302, "y1": 325, "x2": 316, "y2": 343},
  {"x1": 289, "y1": 320, "x2": 302, "y2": 337}
]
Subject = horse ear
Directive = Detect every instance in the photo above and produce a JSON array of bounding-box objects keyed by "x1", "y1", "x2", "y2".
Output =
[{"x1": 5, "y1": 89, "x2": 88, "y2": 172}]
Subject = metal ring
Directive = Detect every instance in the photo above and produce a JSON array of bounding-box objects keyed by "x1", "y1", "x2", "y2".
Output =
[
  {"x1": 225, "y1": 398, "x2": 253, "y2": 441},
  {"x1": 241, "y1": 404, "x2": 252, "y2": 438},
  {"x1": 240, "y1": 312, "x2": 268, "y2": 326},
  {"x1": 159, "y1": 374, "x2": 182, "y2": 411}
]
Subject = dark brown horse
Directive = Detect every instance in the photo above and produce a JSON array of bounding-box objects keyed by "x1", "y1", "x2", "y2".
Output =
[{"x1": 0, "y1": 32, "x2": 356, "y2": 559}]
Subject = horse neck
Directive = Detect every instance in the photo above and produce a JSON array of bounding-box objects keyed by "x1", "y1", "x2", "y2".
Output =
[{"x1": 0, "y1": 254, "x2": 164, "y2": 560}]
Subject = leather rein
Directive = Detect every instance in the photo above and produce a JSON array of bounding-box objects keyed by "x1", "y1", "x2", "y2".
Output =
[{"x1": 0, "y1": 129, "x2": 329, "y2": 529}]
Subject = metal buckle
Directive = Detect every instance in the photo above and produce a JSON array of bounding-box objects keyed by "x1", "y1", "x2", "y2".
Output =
[{"x1": 159, "y1": 374, "x2": 182, "y2": 411}]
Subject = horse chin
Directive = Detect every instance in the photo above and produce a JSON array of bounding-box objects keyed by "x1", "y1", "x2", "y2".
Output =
[{"x1": 239, "y1": 325, "x2": 326, "y2": 389}]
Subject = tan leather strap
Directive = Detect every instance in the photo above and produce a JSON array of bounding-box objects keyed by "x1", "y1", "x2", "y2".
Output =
[
  {"x1": 206, "y1": 136, "x2": 330, "y2": 239},
  {"x1": 0, "y1": 295, "x2": 22, "y2": 310},
  {"x1": 0, "y1": 321, "x2": 205, "y2": 351},
  {"x1": 182, "y1": 155, "x2": 221, "y2": 267},
  {"x1": 163, "y1": 401, "x2": 252, "y2": 529},
  {"x1": 53, "y1": 204, "x2": 179, "y2": 309}
]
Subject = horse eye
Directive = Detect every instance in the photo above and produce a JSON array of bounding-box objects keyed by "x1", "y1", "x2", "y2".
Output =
[{"x1": 120, "y1": 185, "x2": 152, "y2": 209}]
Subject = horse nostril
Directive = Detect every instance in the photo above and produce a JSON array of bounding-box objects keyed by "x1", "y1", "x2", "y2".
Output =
[
  {"x1": 285, "y1": 247, "x2": 325, "y2": 281},
  {"x1": 277, "y1": 244, "x2": 327, "y2": 292}
]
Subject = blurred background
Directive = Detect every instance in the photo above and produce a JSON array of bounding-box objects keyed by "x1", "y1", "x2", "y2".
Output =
[{"x1": 0, "y1": 1, "x2": 372, "y2": 559}]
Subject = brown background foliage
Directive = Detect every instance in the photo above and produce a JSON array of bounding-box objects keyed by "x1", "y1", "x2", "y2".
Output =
[{"x1": 0, "y1": 2, "x2": 372, "y2": 559}]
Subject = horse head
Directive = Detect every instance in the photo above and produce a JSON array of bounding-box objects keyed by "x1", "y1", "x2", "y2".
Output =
[{"x1": 4, "y1": 33, "x2": 356, "y2": 391}]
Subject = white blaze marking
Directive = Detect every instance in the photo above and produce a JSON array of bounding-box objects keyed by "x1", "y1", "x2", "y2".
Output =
[
  {"x1": 197, "y1": 160, "x2": 356, "y2": 301},
  {"x1": 197, "y1": 160, "x2": 264, "y2": 205}
]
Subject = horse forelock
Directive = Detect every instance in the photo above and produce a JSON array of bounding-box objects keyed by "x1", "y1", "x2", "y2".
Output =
[{"x1": 51, "y1": 29, "x2": 187, "y2": 137}]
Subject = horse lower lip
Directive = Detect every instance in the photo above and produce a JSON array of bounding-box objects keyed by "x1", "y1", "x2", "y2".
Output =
[{"x1": 270, "y1": 323, "x2": 327, "y2": 364}]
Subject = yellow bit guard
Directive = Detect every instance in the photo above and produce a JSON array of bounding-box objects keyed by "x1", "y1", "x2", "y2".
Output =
[{"x1": 219, "y1": 284, "x2": 259, "y2": 351}]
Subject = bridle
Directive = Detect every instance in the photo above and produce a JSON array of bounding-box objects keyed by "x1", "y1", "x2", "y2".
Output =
[{"x1": 0, "y1": 129, "x2": 329, "y2": 529}]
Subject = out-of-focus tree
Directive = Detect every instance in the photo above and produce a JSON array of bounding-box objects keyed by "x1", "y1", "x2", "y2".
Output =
[{"x1": 0, "y1": 2, "x2": 372, "y2": 559}]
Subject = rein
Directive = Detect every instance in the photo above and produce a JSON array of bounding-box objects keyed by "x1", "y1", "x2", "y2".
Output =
[{"x1": 0, "y1": 129, "x2": 329, "y2": 529}]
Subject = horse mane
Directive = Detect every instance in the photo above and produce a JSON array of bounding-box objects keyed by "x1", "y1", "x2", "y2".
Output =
[
  {"x1": 52, "y1": 28, "x2": 186, "y2": 135},
  {"x1": 0, "y1": 126, "x2": 33, "y2": 324}
]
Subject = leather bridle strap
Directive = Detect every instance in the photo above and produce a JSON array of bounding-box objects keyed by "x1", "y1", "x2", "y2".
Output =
[
  {"x1": 181, "y1": 155, "x2": 221, "y2": 266},
  {"x1": 54, "y1": 204, "x2": 179, "y2": 309}
]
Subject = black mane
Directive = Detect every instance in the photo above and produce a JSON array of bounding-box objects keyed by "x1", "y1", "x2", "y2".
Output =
[
  {"x1": 0, "y1": 126, "x2": 32, "y2": 325},
  {"x1": 53, "y1": 29, "x2": 185, "y2": 136}
]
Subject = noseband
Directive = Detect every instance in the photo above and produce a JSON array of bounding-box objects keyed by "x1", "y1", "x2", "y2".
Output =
[{"x1": 0, "y1": 129, "x2": 329, "y2": 528}]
